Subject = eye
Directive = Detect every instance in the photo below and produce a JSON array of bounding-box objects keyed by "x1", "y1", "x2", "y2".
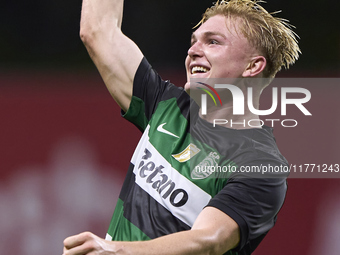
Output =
[{"x1": 209, "y1": 39, "x2": 219, "y2": 45}]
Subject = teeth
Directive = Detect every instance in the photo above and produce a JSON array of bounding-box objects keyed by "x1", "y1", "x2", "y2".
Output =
[{"x1": 192, "y1": 66, "x2": 208, "y2": 74}]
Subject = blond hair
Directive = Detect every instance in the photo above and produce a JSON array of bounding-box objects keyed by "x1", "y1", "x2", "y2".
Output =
[{"x1": 197, "y1": 0, "x2": 301, "y2": 77}]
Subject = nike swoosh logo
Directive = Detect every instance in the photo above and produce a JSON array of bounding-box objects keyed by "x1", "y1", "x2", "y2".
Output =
[{"x1": 157, "y1": 123, "x2": 179, "y2": 138}]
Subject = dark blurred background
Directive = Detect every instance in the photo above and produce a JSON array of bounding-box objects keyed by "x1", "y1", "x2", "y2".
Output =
[
  {"x1": 0, "y1": 1, "x2": 339, "y2": 255},
  {"x1": 1, "y1": 0, "x2": 339, "y2": 75}
]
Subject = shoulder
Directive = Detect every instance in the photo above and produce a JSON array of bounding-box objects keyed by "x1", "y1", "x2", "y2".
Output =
[{"x1": 133, "y1": 57, "x2": 188, "y2": 102}]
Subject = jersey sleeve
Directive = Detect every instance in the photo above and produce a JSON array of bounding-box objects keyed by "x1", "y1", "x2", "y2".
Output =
[
  {"x1": 122, "y1": 57, "x2": 187, "y2": 132},
  {"x1": 207, "y1": 177, "x2": 287, "y2": 254}
]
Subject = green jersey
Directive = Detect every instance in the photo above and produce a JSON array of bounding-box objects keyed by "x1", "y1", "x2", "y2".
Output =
[{"x1": 106, "y1": 58, "x2": 288, "y2": 255}]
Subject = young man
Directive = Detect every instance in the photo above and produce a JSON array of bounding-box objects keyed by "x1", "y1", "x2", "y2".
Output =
[{"x1": 63, "y1": 1, "x2": 300, "y2": 254}]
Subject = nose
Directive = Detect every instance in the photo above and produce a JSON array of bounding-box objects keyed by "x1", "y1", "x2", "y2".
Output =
[{"x1": 187, "y1": 41, "x2": 203, "y2": 59}]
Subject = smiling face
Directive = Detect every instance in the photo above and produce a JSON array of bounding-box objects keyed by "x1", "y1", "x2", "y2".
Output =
[{"x1": 184, "y1": 15, "x2": 262, "y2": 92}]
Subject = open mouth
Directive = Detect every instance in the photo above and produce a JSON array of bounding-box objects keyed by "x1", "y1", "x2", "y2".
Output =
[{"x1": 191, "y1": 66, "x2": 210, "y2": 74}]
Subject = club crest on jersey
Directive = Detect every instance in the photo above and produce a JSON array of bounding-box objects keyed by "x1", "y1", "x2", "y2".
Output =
[
  {"x1": 172, "y1": 143, "x2": 200, "y2": 163},
  {"x1": 191, "y1": 152, "x2": 220, "y2": 180}
]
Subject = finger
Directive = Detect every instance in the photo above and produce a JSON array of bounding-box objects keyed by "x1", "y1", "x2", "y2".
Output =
[
  {"x1": 63, "y1": 232, "x2": 92, "y2": 250},
  {"x1": 63, "y1": 242, "x2": 94, "y2": 255}
]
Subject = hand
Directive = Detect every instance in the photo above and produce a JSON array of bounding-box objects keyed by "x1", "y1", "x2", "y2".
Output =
[{"x1": 63, "y1": 232, "x2": 114, "y2": 255}]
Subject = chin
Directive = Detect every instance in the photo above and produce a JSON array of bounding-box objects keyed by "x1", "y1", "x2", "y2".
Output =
[{"x1": 184, "y1": 82, "x2": 190, "y2": 93}]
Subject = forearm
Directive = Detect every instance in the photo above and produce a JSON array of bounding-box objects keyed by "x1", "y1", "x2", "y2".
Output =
[
  {"x1": 111, "y1": 208, "x2": 239, "y2": 255},
  {"x1": 79, "y1": 0, "x2": 142, "y2": 111},
  {"x1": 80, "y1": 0, "x2": 125, "y2": 65},
  {"x1": 113, "y1": 231, "x2": 215, "y2": 255},
  {"x1": 63, "y1": 208, "x2": 239, "y2": 255},
  {"x1": 112, "y1": 229, "x2": 231, "y2": 255},
  {"x1": 80, "y1": 0, "x2": 123, "y2": 40}
]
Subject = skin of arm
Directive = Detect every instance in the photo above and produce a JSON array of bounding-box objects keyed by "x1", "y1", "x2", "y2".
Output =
[
  {"x1": 63, "y1": 206, "x2": 240, "y2": 255},
  {"x1": 80, "y1": 0, "x2": 143, "y2": 112}
]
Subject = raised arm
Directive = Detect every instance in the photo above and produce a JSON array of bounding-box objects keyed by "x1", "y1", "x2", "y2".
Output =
[{"x1": 80, "y1": 0, "x2": 143, "y2": 112}]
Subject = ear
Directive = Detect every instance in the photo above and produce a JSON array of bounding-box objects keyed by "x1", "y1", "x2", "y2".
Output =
[{"x1": 242, "y1": 56, "x2": 266, "y2": 77}]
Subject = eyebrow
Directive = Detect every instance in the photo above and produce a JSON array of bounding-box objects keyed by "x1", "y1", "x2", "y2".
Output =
[{"x1": 191, "y1": 31, "x2": 229, "y2": 43}]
